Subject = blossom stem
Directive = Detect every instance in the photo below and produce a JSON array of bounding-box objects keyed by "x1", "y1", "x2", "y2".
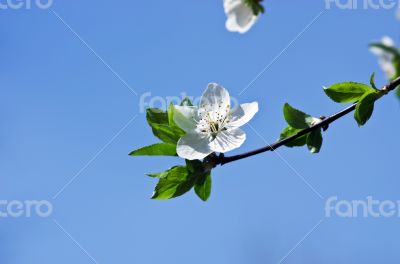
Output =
[{"x1": 217, "y1": 76, "x2": 400, "y2": 166}]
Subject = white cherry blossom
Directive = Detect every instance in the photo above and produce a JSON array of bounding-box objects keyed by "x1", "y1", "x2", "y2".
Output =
[
  {"x1": 370, "y1": 36, "x2": 397, "y2": 79},
  {"x1": 174, "y1": 83, "x2": 258, "y2": 160},
  {"x1": 224, "y1": 0, "x2": 259, "y2": 34}
]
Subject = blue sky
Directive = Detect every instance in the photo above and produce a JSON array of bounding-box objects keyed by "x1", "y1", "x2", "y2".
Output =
[{"x1": 1, "y1": 0, "x2": 400, "y2": 263}]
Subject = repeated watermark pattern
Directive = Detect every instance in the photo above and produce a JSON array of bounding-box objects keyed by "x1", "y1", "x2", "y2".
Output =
[
  {"x1": 0, "y1": 200, "x2": 53, "y2": 218},
  {"x1": 325, "y1": 0, "x2": 399, "y2": 9},
  {"x1": 139, "y1": 92, "x2": 240, "y2": 113},
  {"x1": 325, "y1": 196, "x2": 400, "y2": 218},
  {"x1": 0, "y1": 0, "x2": 53, "y2": 9}
]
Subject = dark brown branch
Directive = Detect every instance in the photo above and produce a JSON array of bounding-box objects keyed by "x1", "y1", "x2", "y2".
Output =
[{"x1": 217, "y1": 76, "x2": 400, "y2": 166}]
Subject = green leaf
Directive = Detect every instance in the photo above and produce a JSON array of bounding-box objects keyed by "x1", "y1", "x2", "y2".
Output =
[
  {"x1": 370, "y1": 72, "x2": 378, "y2": 90},
  {"x1": 324, "y1": 82, "x2": 374, "y2": 103},
  {"x1": 146, "y1": 108, "x2": 182, "y2": 144},
  {"x1": 147, "y1": 108, "x2": 169, "y2": 126},
  {"x1": 354, "y1": 91, "x2": 379, "y2": 126},
  {"x1": 245, "y1": 0, "x2": 264, "y2": 15},
  {"x1": 393, "y1": 57, "x2": 400, "y2": 80},
  {"x1": 168, "y1": 103, "x2": 185, "y2": 137},
  {"x1": 396, "y1": 86, "x2": 400, "y2": 98},
  {"x1": 147, "y1": 166, "x2": 181, "y2": 178},
  {"x1": 279, "y1": 126, "x2": 307, "y2": 147},
  {"x1": 149, "y1": 124, "x2": 181, "y2": 144},
  {"x1": 151, "y1": 166, "x2": 196, "y2": 200},
  {"x1": 180, "y1": 97, "x2": 194, "y2": 106},
  {"x1": 194, "y1": 172, "x2": 212, "y2": 201},
  {"x1": 283, "y1": 103, "x2": 312, "y2": 129},
  {"x1": 186, "y1": 159, "x2": 205, "y2": 174},
  {"x1": 306, "y1": 129, "x2": 323, "y2": 153},
  {"x1": 129, "y1": 143, "x2": 177, "y2": 156}
]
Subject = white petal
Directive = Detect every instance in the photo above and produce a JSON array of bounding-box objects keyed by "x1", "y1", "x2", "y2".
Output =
[
  {"x1": 173, "y1": 105, "x2": 198, "y2": 133},
  {"x1": 199, "y1": 83, "x2": 231, "y2": 113},
  {"x1": 228, "y1": 102, "x2": 258, "y2": 128},
  {"x1": 382, "y1": 36, "x2": 395, "y2": 47},
  {"x1": 177, "y1": 133, "x2": 213, "y2": 160},
  {"x1": 370, "y1": 36, "x2": 394, "y2": 56},
  {"x1": 209, "y1": 128, "x2": 246, "y2": 153},
  {"x1": 369, "y1": 46, "x2": 383, "y2": 57},
  {"x1": 224, "y1": 0, "x2": 258, "y2": 33},
  {"x1": 370, "y1": 36, "x2": 396, "y2": 79},
  {"x1": 379, "y1": 59, "x2": 396, "y2": 79}
]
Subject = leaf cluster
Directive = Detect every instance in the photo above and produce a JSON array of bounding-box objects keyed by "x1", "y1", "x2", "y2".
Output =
[
  {"x1": 130, "y1": 99, "x2": 213, "y2": 201},
  {"x1": 324, "y1": 78, "x2": 381, "y2": 126},
  {"x1": 279, "y1": 104, "x2": 323, "y2": 153}
]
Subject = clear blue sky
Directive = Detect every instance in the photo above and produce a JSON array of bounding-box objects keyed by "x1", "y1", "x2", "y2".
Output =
[{"x1": 1, "y1": 0, "x2": 400, "y2": 263}]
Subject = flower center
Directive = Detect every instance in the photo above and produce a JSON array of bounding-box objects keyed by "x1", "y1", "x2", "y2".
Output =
[{"x1": 197, "y1": 104, "x2": 230, "y2": 138}]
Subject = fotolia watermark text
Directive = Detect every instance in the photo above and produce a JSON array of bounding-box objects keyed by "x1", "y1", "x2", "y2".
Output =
[
  {"x1": 325, "y1": 0, "x2": 399, "y2": 9},
  {"x1": 0, "y1": 200, "x2": 53, "y2": 218},
  {"x1": 325, "y1": 196, "x2": 400, "y2": 218},
  {"x1": 139, "y1": 92, "x2": 239, "y2": 113},
  {"x1": 0, "y1": 0, "x2": 53, "y2": 10}
]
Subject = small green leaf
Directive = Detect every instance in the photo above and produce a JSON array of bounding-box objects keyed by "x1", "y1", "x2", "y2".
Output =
[
  {"x1": 306, "y1": 129, "x2": 323, "y2": 153},
  {"x1": 245, "y1": 0, "x2": 264, "y2": 15},
  {"x1": 354, "y1": 91, "x2": 379, "y2": 126},
  {"x1": 396, "y1": 86, "x2": 400, "y2": 98},
  {"x1": 151, "y1": 166, "x2": 196, "y2": 200},
  {"x1": 283, "y1": 103, "x2": 312, "y2": 129},
  {"x1": 279, "y1": 126, "x2": 307, "y2": 147},
  {"x1": 180, "y1": 97, "x2": 194, "y2": 106},
  {"x1": 149, "y1": 124, "x2": 181, "y2": 144},
  {"x1": 129, "y1": 143, "x2": 177, "y2": 156},
  {"x1": 146, "y1": 108, "x2": 169, "y2": 126},
  {"x1": 194, "y1": 172, "x2": 212, "y2": 201},
  {"x1": 186, "y1": 159, "x2": 205, "y2": 174},
  {"x1": 324, "y1": 82, "x2": 374, "y2": 103},
  {"x1": 147, "y1": 166, "x2": 181, "y2": 178},
  {"x1": 146, "y1": 108, "x2": 183, "y2": 144},
  {"x1": 393, "y1": 58, "x2": 400, "y2": 80},
  {"x1": 370, "y1": 73, "x2": 378, "y2": 90}
]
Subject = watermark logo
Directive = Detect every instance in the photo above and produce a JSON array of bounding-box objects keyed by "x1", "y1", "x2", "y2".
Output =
[
  {"x1": 325, "y1": 0, "x2": 399, "y2": 9},
  {"x1": 325, "y1": 196, "x2": 400, "y2": 218},
  {"x1": 0, "y1": 0, "x2": 53, "y2": 10},
  {"x1": 0, "y1": 200, "x2": 53, "y2": 218},
  {"x1": 139, "y1": 92, "x2": 240, "y2": 114}
]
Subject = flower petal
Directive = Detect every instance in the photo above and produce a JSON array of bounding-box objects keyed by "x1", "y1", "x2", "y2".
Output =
[
  {"x1": 209, "y1": 128, "x2": 246, "y2": 153},
  {"x1": 228, "y1": 102, "x2": 258, "y2": 128},
  {"x1": 200, "y1": 83, "x2": 231, "y2": 113},
  {"x1": 177, "y1": 133, "x2": 213, "y2": 160},
  {"x1": 224, "y1": 0, "x2": 258, "y2": 33},
  {"x1": 173, "y1": 105, "x2": 198, "y2": 133},
  {"x1": 382, "y1": 36, "x2": 395, "y2": 47},
  {"x1": 379, "y1": 59, "x2": 396, "y2": 79},
  {"x1": 370, "y1": 36, "x2": 396, "y2": 79}
]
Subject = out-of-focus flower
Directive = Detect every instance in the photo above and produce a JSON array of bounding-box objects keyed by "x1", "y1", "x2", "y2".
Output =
[
  {"x1": 370, "y1": 36, "x2": 397, "y2": 79},
  {"x1": 223, "y1": 0, "x2": 259, "y2": 33}
]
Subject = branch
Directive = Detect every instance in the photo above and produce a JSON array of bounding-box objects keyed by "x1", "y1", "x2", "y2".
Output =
[{"x1": 217, "y1": 76, "x2": 400, "y2": 166}]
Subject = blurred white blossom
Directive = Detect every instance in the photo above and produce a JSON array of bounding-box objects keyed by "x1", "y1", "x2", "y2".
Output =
[
  {"x1": 223, "y1": 0, "x2": 259, "y2": 33},
  {"x1": 370, "y1": 36, "x2": 397, "y2": 79}
]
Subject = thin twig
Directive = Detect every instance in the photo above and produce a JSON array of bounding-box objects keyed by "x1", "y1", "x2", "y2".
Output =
[{"x1": 217, "y1": 76, "x2": 400, "y2": 166}]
